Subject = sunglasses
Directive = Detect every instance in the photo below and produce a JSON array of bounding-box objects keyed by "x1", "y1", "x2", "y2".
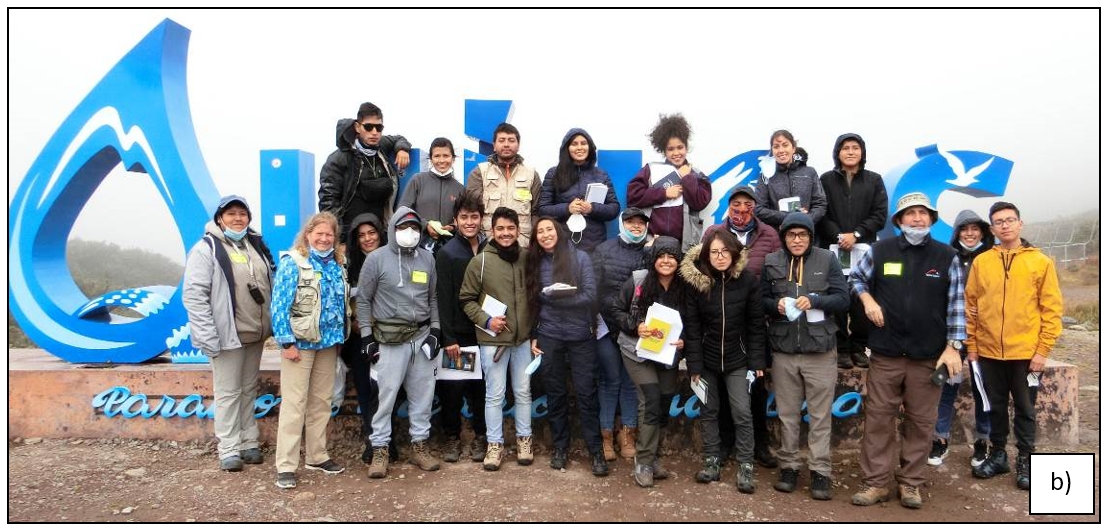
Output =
[{"x1": 358, "y1": 122, "x2": 385, "y2": 133}]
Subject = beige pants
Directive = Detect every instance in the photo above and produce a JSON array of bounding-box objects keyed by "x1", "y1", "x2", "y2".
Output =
[
  {"x1": 211, "y1": 341, "x2": 264, "y2": 460},
  {"x1": 275, "y1": 346, "x2": 337, "y2": 473}
]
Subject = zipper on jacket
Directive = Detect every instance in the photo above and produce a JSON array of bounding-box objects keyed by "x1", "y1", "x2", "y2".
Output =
[
  {"x1": 719, "y1": 273, "x2": 726, "y2": 373},
  {"x1": 1000, "y1": 250, "x2": 1016, "y2": 359}
]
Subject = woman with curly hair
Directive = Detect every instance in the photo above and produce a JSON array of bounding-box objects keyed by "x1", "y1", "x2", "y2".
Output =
[{"x1": 627, "y1": 113, "x2": 712, "y2": 251}]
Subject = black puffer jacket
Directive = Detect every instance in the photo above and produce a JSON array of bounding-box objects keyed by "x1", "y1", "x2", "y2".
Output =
[
  {"x1": 753, "y1": 162, "x2": 827, "y2": 231},
  {"x1": 680, "y1": 240, "x2": 766, "y2": 375},
  {"x1": 318, "y1": 118, "x2": 412, "y2": 238},
  {"x1": 593, "y1": 235, "x2": 649, "y2": 327},
  {"x1": 816, "y1": 133, "x2": 889, "y2": 246}
]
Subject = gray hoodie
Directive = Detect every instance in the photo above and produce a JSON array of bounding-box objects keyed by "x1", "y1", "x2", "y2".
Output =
[{"x1": 356, "y1": 206, "x2": 440, "y2": 337}]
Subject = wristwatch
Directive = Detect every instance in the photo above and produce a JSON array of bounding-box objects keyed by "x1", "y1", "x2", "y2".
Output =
[
  {"x1": 947, "y1": 340, "x2": 963, "y2": 350},
  {"x1": 853, "y1": 230, "x2": 862, "y2": 239}
]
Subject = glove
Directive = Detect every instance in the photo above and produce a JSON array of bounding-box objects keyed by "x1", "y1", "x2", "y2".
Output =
[
  {"x1": 421, "y1": 328, "x2": 442, "y2": 360},
  {"x1": 361, "y1": 335, "x2": 379, "y2": 364}
]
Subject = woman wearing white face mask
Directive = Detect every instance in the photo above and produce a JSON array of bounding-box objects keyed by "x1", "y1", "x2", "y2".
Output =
[
  {"x1": 270, "y1": 212, "x2": 351, "y2": 489},
  {"x1": 183, "y1": 195, "x2": 276, "y2": 473},
  {"x1": 537, "y1": 128, "x2": 621, "y2": 252},
  {"x1": 398, "y1": 137, "x2": 465, "y2": 254}
]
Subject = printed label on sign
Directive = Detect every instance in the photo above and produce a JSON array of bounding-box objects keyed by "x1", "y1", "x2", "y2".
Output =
[
  {"x1": 883, "y1": 262, "x2": 903, "y2": 276},
  {"x1": 514, "y1": 188, "x2": 532, "y2": 202},
  {"x1": 412, "y1": 270, "x2": 428, "y2": 284}
]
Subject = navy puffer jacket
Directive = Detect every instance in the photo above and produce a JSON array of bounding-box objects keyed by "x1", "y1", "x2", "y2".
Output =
[{"x1": 593, "y1": 236, "x2": 649, "y2": 327}]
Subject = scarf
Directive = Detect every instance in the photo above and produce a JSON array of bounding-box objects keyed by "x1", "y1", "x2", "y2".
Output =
[
  {"x1": 354, "y1": 138, "x2": 378, "y2": 158},
  {"x1": 494, "y1": 240, "x2": 521, "y2": 263}
]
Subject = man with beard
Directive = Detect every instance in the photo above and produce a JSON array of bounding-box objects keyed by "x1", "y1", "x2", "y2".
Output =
[
  {"x1": 318, "y1": 102, "x2": 412, "y2": 242},
  {"x1": 458, "y1": 207, "x2": 537, "y2": 471},
  {"x1": 465, "y1": 123, "x2": 542, "y2": 246},
  {"x1": 848, "y1": 192, "x2": 965, "y2": 509}
]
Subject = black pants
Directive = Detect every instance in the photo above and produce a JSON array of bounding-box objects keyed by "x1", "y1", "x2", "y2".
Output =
[
  {"x1": 538, "y1": 335, "x2": 602, "y2": 453},
  {"x1": 436, "y1": 377, "x2": 487, "y2": 440},
  {"x1": 979, "y1": 357, "x2": 1038, "y2": 454},
  {"x1": 835, "y1": 293, "x2": 870, "y2": 355},
  {"x1": 340, "y1": 334, "x2": 380, "y2": 441},
  {"x1": 700, "y1": 367, "x2": 754, "y2": 462}
]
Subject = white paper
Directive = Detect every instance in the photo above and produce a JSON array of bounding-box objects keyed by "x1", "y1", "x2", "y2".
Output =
[
  {"x1": 805, "y1": 308, "x2": 825, "y2": 323},
  {"x1": 478, "y1": 294, "x2": 508, "y2": 337},
  {"x1": 634, "y1": 302, "x2": 683, "y2": 366},
  {"x1": 525, "y1": 354, "x2": 543, "y2": 376},
  {"x1": 970, "y1": 361, "x2": 991, "y2": 412},
  {"x1": 585, "y1": 182, "x2": 608, "y2": 204},
  {"x1": 746, "y1": 370, "x2": 757, "y2": 393},
  {"x1": 436, "y1": 346, "x2": 483, "y2": 381},
  {"x1": 782, "y1": 297, "x2": 803, "y2": 322},
  {"x1": 691, "y1": 377, "x2": 708, "y2": 404},
  {"x1": 595, "y1": 314, "x2": 609, "y2": 340},
  {"x1": 648, "y1": 163, "x2": 684, "y2": 208},
  {"x1": 830, "y1": 243, "x2": 871, "y2": 275},
  {"x1": 778, "y1": 195, "x2": 801, "y2": 213},
  {"x1": 369, "y1": 368, "x2": 379, "y2": 381},
  {"x1": 541, "y1": 283, "x2": 577, "y2": 296}
]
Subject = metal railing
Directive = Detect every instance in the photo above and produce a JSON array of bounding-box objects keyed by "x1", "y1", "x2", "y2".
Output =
[{"x1": 1024, "y1": 220, "x2": 1099, "y2": 263}]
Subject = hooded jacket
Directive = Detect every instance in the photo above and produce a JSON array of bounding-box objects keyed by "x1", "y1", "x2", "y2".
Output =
[
  {"x1": 458, "y1": 240, "x2": 533, "y2": 346},
  {"x1": 345, "y1": 212, "x2": 386, "y2": 287},
  {"x1": 356, "y1": 206, "x2": 440, "y2": 338},
  {"x1": 318, "y1": 118, "x2": 412, "y2": 239},
  {"x1": 399, "y1": 167, "x2": 465, "y2": 242},
  {"x1": 609, "y1": 236, "x2": 689, "y2": 354},
  {"x1": 464, "y1": 153, "x2": 543, "y2": 247},
  {"x1": 534, "y1": 247, "x2": 597, "y2": 342},
  {"x1": 965, "y1": 241, "x2": 1063, "y2": 361},
  {"x1": 949, "y1": 209, "x2": 993, "y2": 271},
  {"x1": 816, "y1": 133, "x2": 888, "y2": 246},
  {"x1": 761, "y1": 212, "x2": 849, "y2": 354},
  {"x1": 436, "y1": 232, "x2": 487, "y2": 348},
  {"x1": 680, "y1": 234, "x2": 766, "y2": 375},
  {"x1": 537, "y1": 128, "x2": 622, "y2": 252},
  {"x1": 753, "y1": 160, "x2": 827, "y2": 231}
]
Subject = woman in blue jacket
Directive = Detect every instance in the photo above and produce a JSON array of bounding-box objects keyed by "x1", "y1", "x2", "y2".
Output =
[{"x1": 537, "y1": 128, "x2": 621, "y2": 252}]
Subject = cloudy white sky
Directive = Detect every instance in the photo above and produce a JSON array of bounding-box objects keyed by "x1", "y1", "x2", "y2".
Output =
[{"x1": 7, "y1": 8, "x2": 1101, "y2": 263}]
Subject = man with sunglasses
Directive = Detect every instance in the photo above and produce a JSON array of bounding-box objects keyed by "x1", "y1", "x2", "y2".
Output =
[
  {"x1": 319, "y1": 102, "x2": 412, "y2": 243},
  {"x1": 966, "y1": 201, "x2": 1063, "y2": 490}
]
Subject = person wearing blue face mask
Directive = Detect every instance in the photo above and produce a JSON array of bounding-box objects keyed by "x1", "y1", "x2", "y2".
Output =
[
  {"x1": 183, "y1": 195, "x2": 276, "y2": 474},
  {"x1": 270, "y1": 212, "x2": 352, "y2": 489}
]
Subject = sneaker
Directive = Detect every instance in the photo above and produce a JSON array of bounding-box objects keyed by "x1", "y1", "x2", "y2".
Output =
[
  {"x1": 483, "y1": 442, "x2": 504, "y2": 471},
  {"x1": 241, "y1": 448, "x2": 263, "y2": 465},
  {"x1": 470, "y1": 436, "x2": 487, "y2": 462},
  {"x1": 898, "y1": 484, "x2": 923, "y2": 509},
  {"x1": 850, "y1": 350, "x2": 870, "y2": 368},
  {"x1": 1016, "y1": 453, "x2": 1030, "y2": 490},
  {"x1": 695, "y1": 456, "x2": 722, "y2": 483},
  {"x1": 550, "y1": 448, "x2": 568, "y2": 470},
  {"x1": 970, "y1": 439, "x2": 989, "y2": 467},
  {"x1": 633, "y1": 462, "x2": 654, "y2": 488},
  {"x1": 367, "y1": 447, "x2": 389, "y2": 478},
  {"x1": 442, "y1": 437, "x2": 462, "y2": 463},
  {"x1": 837, "y1": 352, "x2": 854, "y2": 369},
  {"x1": 972, "y1": 446, "x2": 1010, "y2": 479},
  {"x1": 516, "y1": 436, "x2": 534, "y2": 466},
  {"x1": 306, "y1": 459, "x2": 345, "y2": 474},
  {"x1": 652, "y1": 458, "x2": 670, "y2": 480},
  {"x1": 927, "y1": 438, "x2": 949, "y2": 466},
  {"x1": 736, "y1": 462, "x2": 756, "y2": 494},
  {"x1": 409, "y1": 440, "x2": 441, "y2": 471},
  {"x1": 220, "y1": 455, "x2": 244, "y2": 472},
  {"x1": 754, "y1": 445, "x2": 779, "y2": 469},
  {"x1": 591, "y1": 452, "x2": 610, "y2": 477},
  {"x1": 274, "y1": 472, "x2": 296, "y2": 489},
  {"x1": 851, "y1": 485, "x2": 890, "y2": 506},
  {"x1": 810, "y1": 471, "x2": 832, "y2": 501},
  {"x1": 774, "y1": 468, "x2": 799, "y2": 493}
]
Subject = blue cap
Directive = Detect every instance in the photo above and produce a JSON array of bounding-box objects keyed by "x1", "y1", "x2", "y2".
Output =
[{"x1": 214, "y1": 194, "x2": 252, "y2": 222}]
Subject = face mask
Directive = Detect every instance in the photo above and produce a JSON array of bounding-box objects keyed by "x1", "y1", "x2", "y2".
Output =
[
  {"x1": 620, "y1": 226, "x2": 647, "y2": 245},
  {"x1": 901, "y1": 226, "x2": 931, "y2": 246},
  {"x1": 223, "y1": 227, "x2": 247, "y2": 242},
  {"x1": 311, "y1": 247, "x2": 334, "y2": 258},
  {"x1": 430, "y1": 166, "x2": 453, "y2": 177},
  {"x1": 395, "y1": 227, "x2": 421, "y2": 248},
  {"x1": 964, "y1": 240, "x2": 984, "y2": 251},
  {"x1": 567, "y1": 214, "x2": 587, "y2": 233}
]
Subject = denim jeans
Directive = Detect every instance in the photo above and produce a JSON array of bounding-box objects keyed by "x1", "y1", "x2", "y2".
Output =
[
  {"x1": 934, "y1": 367, "x2": 991, "y2": 441},
  {"x1": 481, "y1": 341, "x2": 533, "y2": 444},
  {"x1": 596, "y1": 335, "x2": 639, "y2": 430}
]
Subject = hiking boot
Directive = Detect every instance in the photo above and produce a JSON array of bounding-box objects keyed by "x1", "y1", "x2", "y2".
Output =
[
  {"x1": 972, "y1": 446, "x2": 1010, "y2": 478},
  {"x1": 971, "y1": 439, "x2": 989, "y2": 467},
  {"x1": 1016, "y1": 453, "x2": 1030, "y2": 490},
  {"x1": 550, "y1": 448, "x2": 568, "y2": 470},
  {"x1": 483, "y1": 442, "x2": 503, "y2": 471},
  {"x1": 618, "y1": 426, "x2": 637, "y2": 459},
  {"x1": 633, "y1": 462, "x2": 654, "y2": 488},
  {"x1": 927, "y1": 438, "x2": 949, "y2": 466},
  {"x1": 754, "y1": 445, "x2": 779, "y2": 469},
  {"x1": 305, "y1": 459, "x2": 344, "y2": 474},
  {"x1": 409, "y1": 440, "x2": 441, "y2": 471},
  {"x1": 837, "y1": 351, "x2": 854, "y2": 369},
  {"x1": 652, "y1": 458, "x2": 670, "y2": 480},
  {"x1": 274, "y1": 472, "x2": 296, "y2": 489},
  {"x1": 601, "y1": 430, "x2": 617, "y2": 461},
  {"x1": 810, "y1": 471, "x2": 832, "y2": 501},
  {"x1": 591, "y1": 452, "x2": 610, "y2": 477},
  {"x1": 851, "y1": 485, "x2": 890, "y2": 506},
  {"x1": 851, "y1": 350, "x2": 870, "y2": 368},
  {"x1": 695, "y1": 456, "x2": 722, "y2": 483},
  {"x1": 774, "y1": 468, "x2": 799, "y2": 493},
  {"x1": 898, "y1": 484, "x2": 923, "y2": 509},
  {"x1": 516, "y1": 436, "x2": 534, "y2": 466},
  {"x1": 736, "y1": 462, "x2": 756, "y2": 494},
  {"x1": 241, "y1": 447, "x2": 263, "y2": 465},
  {"x1": 367, "y1": 447, "x2": 389, "y2": 478},
  {"x1": 220, "y1": 455, "x2": 244, "y2": 472},
  {"x1": 470, "y1": 436, "x2": 487, "y2": 462},
  {"x1": 442, "y1": 437, "x2": 462, "y2": 463}
]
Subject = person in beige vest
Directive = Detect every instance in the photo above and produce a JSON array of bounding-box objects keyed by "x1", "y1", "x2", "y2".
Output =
[{"x1": 465, "y1": 122, "x2": 542, "y2": 246}]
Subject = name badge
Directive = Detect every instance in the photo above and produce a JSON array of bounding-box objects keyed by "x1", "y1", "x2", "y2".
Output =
[
  {"x1": 315, "y1": 271, "x2": 323, "y2": 280},
  {"x1": 883, "y1": 262, "x2": 903, "y2": 276},
  {"x1": 513, "y1": 188, "x2": 532, "y2": 202},
  {"x1": 230, "y1": 253, "x2": 248, "y2": 264},
  {"x1": 412, "y1": 270, "x2": 428, "y2": 284}
]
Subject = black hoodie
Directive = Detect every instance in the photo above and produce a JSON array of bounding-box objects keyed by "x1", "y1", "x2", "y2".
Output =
[
  {"x1": 345, "y1": 212, "x2": 386, "y2": 285},
  {"x1": 817, "y1": 133, "x2": 889, "y2": 248}
]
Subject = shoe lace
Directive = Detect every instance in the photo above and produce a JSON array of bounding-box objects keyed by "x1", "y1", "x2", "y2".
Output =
[{"x1": 519, "y1": 437, "x2": 532, "y2": 454}]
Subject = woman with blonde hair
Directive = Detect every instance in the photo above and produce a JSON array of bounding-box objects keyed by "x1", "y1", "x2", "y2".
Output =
[{"x1": 270, "y1": 211, "x2": 351, "y2": 489}]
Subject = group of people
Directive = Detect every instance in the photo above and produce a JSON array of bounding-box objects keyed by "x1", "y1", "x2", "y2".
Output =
[{"x1": 181, "y1": 101, "x2": 1064, "y2": 508}]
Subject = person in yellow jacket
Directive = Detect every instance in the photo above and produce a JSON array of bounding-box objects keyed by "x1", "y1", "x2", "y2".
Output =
[{"x1": 965, "y1": 201, "x2": 1063, "y2": 491}]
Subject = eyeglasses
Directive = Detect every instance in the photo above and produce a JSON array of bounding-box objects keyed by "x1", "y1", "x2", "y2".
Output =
[
  {"x1": 992, "y1": 217, "x2": 1019, "y2": 227},
  {"x1": 358, "y1": 122, "x2": 384, "y2": 133},
  {"x1": 785, "y1": 232, "x2": 811, "y2": 241},
  {"x1": 709, "y1": 249, "x2": 732, "y2": 258}
]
